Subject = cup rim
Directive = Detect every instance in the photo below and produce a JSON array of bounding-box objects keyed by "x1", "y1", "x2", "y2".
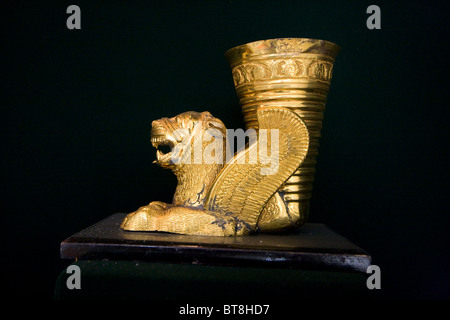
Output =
[{"x1": 225, "y1": 38, "x2": 340, "y2": 65}]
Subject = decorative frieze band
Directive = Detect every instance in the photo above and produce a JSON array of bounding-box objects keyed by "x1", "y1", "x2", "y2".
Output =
[{"x1": 232, "y1": 58, "x2": 334, "y2": 87}]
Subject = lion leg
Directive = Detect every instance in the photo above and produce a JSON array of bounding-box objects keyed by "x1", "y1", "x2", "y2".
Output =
[
  {"x1": 121, "y1": 202, "x2": 250, "y2": 236},
  {"x1": 158, "y1": 207, "x2": 251, "y2": 236}
]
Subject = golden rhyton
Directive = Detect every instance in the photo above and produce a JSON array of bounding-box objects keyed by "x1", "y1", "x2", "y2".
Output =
[{"x1": 121, "y1": 38, "x2": 339, "y2": 236}]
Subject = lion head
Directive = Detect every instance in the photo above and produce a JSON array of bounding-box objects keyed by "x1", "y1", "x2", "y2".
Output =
[
  {"x1": 150, "y1": 111, "x2": 227, "y2": 207},
  {"x1": 151, "y1": 111, "x2": 227, "y2": 169}
]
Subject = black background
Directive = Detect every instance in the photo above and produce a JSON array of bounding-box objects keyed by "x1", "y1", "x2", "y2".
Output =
[{"x1": 1, "y1": 0, "x2": 449, "y2": 300}]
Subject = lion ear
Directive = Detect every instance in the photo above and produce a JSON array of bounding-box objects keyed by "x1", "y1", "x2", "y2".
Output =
[
  {"x1": 205, "y1": 116, "x2": 226, "y2": 131},
  {"x1": 207, "y1": 121, "x2": 225, "y2": 132},
  {"x1": 202, "y1": 111, "x2": 214, "y2": 118},
  {"x1": 200, "y1": 111, "x2": 227, "y2": 133}
]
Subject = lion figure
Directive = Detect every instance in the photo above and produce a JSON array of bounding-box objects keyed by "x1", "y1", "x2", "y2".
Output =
[{"x1": 121, "y1": 108, "x2": 309, "y2": 236}]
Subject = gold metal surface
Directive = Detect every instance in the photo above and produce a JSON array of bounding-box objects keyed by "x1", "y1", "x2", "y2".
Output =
[
  {"x1": 121, "y1": 38, "x2": 339, "y2": 236},
  {"x1": 225, "y1": 38, "x2": 340, "y2": 226}
]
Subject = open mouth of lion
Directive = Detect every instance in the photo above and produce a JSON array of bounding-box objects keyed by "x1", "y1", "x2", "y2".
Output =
[{"x1": 151, "y1": 135, "x2": 175, "y2": 165}]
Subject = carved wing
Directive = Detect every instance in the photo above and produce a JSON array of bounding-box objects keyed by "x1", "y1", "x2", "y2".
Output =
[{"x1": 204, "y1": 107, "x2": 309, "y2": 230}]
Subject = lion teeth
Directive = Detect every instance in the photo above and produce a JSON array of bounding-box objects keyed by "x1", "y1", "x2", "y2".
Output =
[{"x1": 151, "y1": 137, "x2": 167, "y2": 146}]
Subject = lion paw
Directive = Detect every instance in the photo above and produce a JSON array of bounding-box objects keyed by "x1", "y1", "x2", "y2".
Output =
[{"x1": 120, "y1": 202, "x2": 168, "y2": 231}]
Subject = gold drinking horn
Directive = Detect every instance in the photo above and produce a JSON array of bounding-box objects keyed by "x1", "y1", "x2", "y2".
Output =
[{"x1": 225, "y1": 38, "x2": 340, "y2": 226}]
